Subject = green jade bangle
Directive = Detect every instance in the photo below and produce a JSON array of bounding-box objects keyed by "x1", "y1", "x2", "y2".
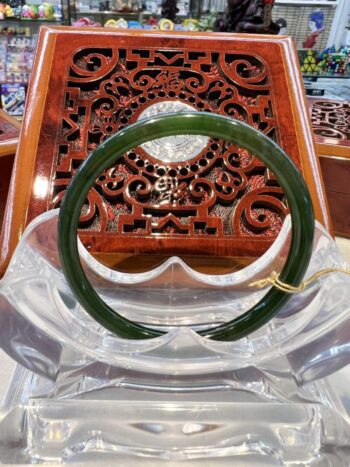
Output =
[{"x1": 58, "y1": 113, "x2": 315, "y2": 341}]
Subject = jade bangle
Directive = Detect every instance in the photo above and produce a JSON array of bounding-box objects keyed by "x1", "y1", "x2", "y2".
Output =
[{"x1": 58, "y1": 113, "x2": 315, "y2": 341}]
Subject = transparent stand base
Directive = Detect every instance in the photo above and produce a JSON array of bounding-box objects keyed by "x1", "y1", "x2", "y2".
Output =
[
  {"x1": 2, "y1": 213, "x2": 350, "y2": 464},
  {"x1": 1, "y1": 363, "x2": 350, "y2": 465}
]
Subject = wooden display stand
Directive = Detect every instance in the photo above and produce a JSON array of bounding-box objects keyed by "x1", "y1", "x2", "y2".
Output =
[
  {"x1": 0, "y1": 109, "x2": 20, "y2": 238},
  {"x1": 0, "y1": 28, "x2": 331, "y2": 275},
  {"x1": 308, "y1": 98, "x2": 350, "y2": 238}
]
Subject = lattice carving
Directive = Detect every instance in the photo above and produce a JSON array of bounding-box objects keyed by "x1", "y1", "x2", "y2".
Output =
[
  {"x1": 51, "y1": 47, "x2": 287, "y2": 243},
  {"x1": 311, "y1": 100, "x2": 350, "y2": 142}
]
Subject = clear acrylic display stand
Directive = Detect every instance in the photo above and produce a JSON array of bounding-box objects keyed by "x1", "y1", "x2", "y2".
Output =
[
  {"x1": 1, "y1": 113, "x2": 350, "y2": 465},
  {"x1": 0, "y1": 210, "x2": 350, "y2": 464}
]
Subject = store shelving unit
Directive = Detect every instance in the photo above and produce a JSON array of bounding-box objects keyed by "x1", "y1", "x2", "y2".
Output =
[
  {"x1": 0, "y1": 0, "x2": 70, "y2": 115},
  {"x1": 1, "y1": 0, "x2": 349, "y2": 112}
]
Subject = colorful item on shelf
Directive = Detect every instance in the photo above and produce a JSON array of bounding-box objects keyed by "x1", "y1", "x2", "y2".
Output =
[
  {"x1": 0, "y1": 34, "x2": 35, "y2": 84},
  {"x1": 317, "y1": 46, "x2": 350, "y2": 75},
  {"x1": 299, "y1": 46, "x2": 350, "y2": 76},
  {"x1": 158, "y1": 18, "x2": 174, "y2": 30},
  {"x1": 114, "y1": 17, "x2": 128, "y2": 28},
  {"x1": 198, "y1": 13, "x2": 216, "y2": 31},
  {"x1": 72, "y1": 17, "x2": 101, "y2": 27},
  {"x1": 72, "y1": 17, "x2": 90, "y2": 26},
  {"x1": 104, "y1": 18, "x2": 117, "y2": 27},
  {"x1": 146, "y1": 15, "x2": 158, "y2": 26},
  {"x1": 0, "y1": 36, "x2": 6, "y2": 81},
  {"x1": 38, "y1": 2, "x2": 54, "y2": 19},
  {"x1": 21, "y1": 4, "x2": 38, "y2": 19},
  {"x1": 0, "y1": 2, "x2": 14, "y2": 19},
  {"x1": 300, "y1": 50, "x2": 320, "y2": 74},
  {"x1": 0, "y1": 3, "x2": 14, "y2": 20},
  {"x1": 0, "y1": 0, "x2": 61, "y2": 20},
  {"x1": 0, "y1": 83, "x2": 25, "y2": 116},
  {"x1": 52, "y1": 3, "x2": 61, "y2": 20},
  {"x1": 102, "y1": 16, "x2": 201, "y2": 31},
  {"x1": 145, "y1": 16, "x2": 159, "y2": 29},
  {"x1": 183, "y1": 18, "x2": 199, "y2": 31},
  {"x1": 13, "y1": 4, "x2": 22, "y2": 16},
  {"x1": 127, "y1": 20, "x2": 141, "y2": 29},
  {"x1": 0, "y1": 24, "x2": 31, "y2": 35},
  {"x1": 303, "y1": 10, "x2": 325, "y2": 49}
]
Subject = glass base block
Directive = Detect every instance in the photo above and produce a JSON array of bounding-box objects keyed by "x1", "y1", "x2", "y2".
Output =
[
  {"x1": 1, "y1": 364, "x2": 350, "y2": 465},
  {"x1": 1, "y1": 399, "x2": 350, "y2": 464}
]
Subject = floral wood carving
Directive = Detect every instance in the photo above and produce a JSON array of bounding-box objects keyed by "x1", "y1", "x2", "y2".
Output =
[{"x1": 51, "y1": 47, "x2": 287, "y2": 245}]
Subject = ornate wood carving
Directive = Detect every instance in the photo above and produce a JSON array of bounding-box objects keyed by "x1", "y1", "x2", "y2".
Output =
[
  {"x1": 308, "y1": 97, "x2": 350, "y2": 238},
  {"x1": 308, "y1": 97, "x2": 350, "y2": 158},
  {"x1": 52, "y1": 47, "x2": 285, "y2": 242},
  {"x1": 310, "y1": 99, "x2": 350, "y2": 142},
  {"x1": 0, "y1": 29, "x2": 330, "y2": 274}
]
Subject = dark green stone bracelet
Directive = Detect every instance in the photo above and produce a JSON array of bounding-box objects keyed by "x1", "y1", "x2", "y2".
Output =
[{"x1": 58, "y1": 112, "x2": 314, "y2": 341}]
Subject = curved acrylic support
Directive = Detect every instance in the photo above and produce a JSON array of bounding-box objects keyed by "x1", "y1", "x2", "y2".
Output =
[{"x1": 1, "y1": 209, "x2": 349, "y2": 381}]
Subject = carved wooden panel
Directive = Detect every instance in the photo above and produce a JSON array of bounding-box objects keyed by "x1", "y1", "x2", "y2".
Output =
[
  {"x1": 0, "y1": 109, "x2": 20, "y2": 157},
  {"x1": 0, "y1": 28, "x2": 330, "y2": 274},
  {"x1": 308, "y1": 97, "x2": 350, "y2": 158},
  {"x1": 308, "y1": 97, "x2": 350, "y2": 238},
  {"x1": 53, "y1": 47, "x2": 285, "y2": 242}
]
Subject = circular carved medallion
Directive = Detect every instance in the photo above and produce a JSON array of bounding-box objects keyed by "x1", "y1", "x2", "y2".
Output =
[{"x1": 137, "y1": 101, "x2": 209, "y2": 162}]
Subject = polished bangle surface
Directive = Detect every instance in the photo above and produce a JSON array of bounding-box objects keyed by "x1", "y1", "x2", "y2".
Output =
[{"x1": 58, "y1": 112, "x2": 315, "y2": 341}]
